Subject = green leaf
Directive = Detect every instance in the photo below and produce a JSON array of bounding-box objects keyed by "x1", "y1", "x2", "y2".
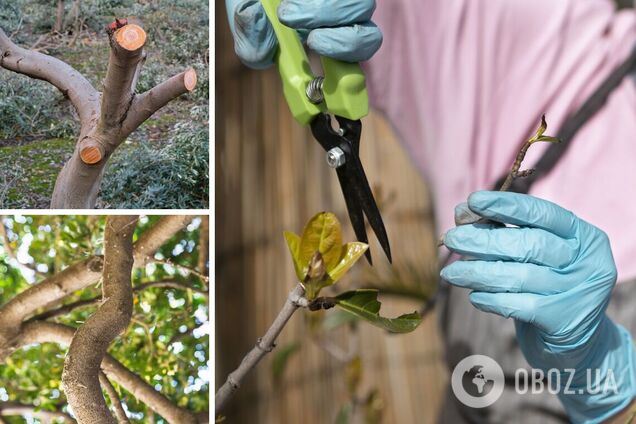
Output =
[
  {"x1": 283, "y1": 231, "x2": 303, "y2": 282},
  {"x1": 329, "y1": 242, "x2": 368, "y2": 283},
  {"x1": 334, "y1": 290, "x2": 422, "y2": 333},
  {"x1": 283, "y1": 213, "x2": 368, "y2": 299},
  {"x1": 299, "y1": 212, "x2": 342, "y2": 272},
  {"x1": 271, "y1": 341, "x2": 301, "y2": 385}
]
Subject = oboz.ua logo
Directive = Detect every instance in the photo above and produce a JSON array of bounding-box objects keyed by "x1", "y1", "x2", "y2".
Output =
[{"x1": 451, "y1": 355, "x2": 505, "y2": 408}]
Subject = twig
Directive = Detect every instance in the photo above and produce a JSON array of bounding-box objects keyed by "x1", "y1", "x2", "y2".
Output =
[
  {"x1": 499, "y1": 115, "x2": 560, "y2": 191},
  {"x1": 153, "y1": 258, "x2": 210, "y2": 284},
  {"x1": 99, "y1": 371, "x2": 131, "y2": 424},
  {"x1": 215, "y1": 284, "x2": 308, "y2": 413}
]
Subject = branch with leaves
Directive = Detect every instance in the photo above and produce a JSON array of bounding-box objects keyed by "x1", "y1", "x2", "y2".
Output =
[{"x1": 215, "y1": 212, "x2": 423, "y2": 416}]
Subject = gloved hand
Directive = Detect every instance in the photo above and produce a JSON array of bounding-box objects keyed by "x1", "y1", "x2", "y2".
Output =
[
  {"x1": 225, "y1": 0, "x2": 382, "y2": 69},
  {"x1": 441, "y1": 191, "x2": 636, "y2": 424}
]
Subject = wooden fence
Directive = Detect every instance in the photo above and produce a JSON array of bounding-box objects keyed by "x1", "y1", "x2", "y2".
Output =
[{"x1": 216, "y1": 8, "x2": 448, "y2": 423}]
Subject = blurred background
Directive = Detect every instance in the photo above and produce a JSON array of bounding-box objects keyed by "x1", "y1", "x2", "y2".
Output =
[{"x1": 216, "y1": 4, "x2": 447, "y2": 423}]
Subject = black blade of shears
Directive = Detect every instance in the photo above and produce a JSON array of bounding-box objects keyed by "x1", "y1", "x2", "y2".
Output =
[
  {"x1": 310, "y1": 114, "x2": 392, "y2": 264},
  {"x1": 337, "y1": 124, "x2": 392, "y2": 264}
]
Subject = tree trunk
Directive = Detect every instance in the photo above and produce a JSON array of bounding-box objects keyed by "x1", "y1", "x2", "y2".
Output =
[
  {"x1": 0, "y1": 20, "x2": 197, "y2": 208},
  {"x1": 62, "y1": 215, "x2": 137, "y2": 424}
]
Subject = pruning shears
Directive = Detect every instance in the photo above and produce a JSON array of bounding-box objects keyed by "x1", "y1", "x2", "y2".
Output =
[{"x1": 261, "y1": 0, "x2": 392, "y2": 265}]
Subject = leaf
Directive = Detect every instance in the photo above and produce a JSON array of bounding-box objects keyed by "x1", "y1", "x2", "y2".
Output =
[
  {"x1": 283, "y1": 231, "x2": 303, "y2": 282},
  {"x1": 329, "y1": 242, "x2": 368, "y2": 282},
  {"x1": 299, "y1": 212, "x2": 342, "y2": 272},
  {"x1": 271, "y1": 341, "x2": 301, "y2": 385},
  {"x1": 284, "y1": 213, "x2": 368, "y2": 299},
  {"x1": 334, "y1": 290, "x2": 422, "y2": 333}
]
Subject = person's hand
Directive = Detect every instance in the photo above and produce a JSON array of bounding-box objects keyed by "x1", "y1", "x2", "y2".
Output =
[
  {"x1": 441, "y1": 191, "x2": 636, "y2": 423},
  {"x1": 225, "y1": 0, "x2": 382, "y2": 69}
]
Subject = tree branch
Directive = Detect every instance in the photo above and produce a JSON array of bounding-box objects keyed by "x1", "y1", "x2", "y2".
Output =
[
  {"x1": 31, "y1": 279, "x2": 207, "y2": 321},
  {"x1": 100, "y1": 371, "x2": 131, "y2": 424},
  {"x1": 63, "y1": 215, "x2": 137, "y2": 424},
  {"x1": 0, "y1": 401, "x2": 76, "y2": 422},
  {"x1": 18, "y1": 320, "x2": 199, "y2": 424},
  {"x1": 133, "y1": 215, "x2": 194, "y2": 267},
  {"x1": 215, "y1": 284, "x2": 308, "y2": 413},
  {"x1": 121, "y1": 67, "x2": 197, "y2": 137},
  {"x1": 197, "y1": 216, "x2": 209, "y2": 279},
  {"x1": 0, "y1": 256, "x2": 104, "y2": 355},
  {"x1": 0, "y1": 27, "x2": 100, "y2": 126},
  {"x1": 0, "y1": 216, "x2": 193, "y2": 345},
  {"x1": 79, "y1": 23, "x2": 147, "y2": 165}
]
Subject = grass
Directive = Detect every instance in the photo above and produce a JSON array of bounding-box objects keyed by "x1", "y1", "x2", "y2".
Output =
[{"x1": 0, "y1": 138, "x2": 74, "y2": 208}]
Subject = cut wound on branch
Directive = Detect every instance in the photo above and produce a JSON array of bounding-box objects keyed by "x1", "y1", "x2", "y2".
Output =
[{"x1": 0, "y1": 18, "x2": 198, "y2": 208}]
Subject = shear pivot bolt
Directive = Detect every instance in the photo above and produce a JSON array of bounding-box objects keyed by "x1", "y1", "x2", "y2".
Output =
[{"x1": 326, "y1": 147, "x2": 346, "y2": 168}]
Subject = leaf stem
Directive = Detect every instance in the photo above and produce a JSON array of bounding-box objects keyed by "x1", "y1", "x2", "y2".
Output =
[{"x1": 215, "y1": 283, "x2": 308, "y2": 413}]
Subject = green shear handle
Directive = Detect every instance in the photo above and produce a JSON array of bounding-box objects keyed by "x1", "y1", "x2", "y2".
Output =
[{"x1": 261, "y1": 0, "x2": 369, "y2": 125}]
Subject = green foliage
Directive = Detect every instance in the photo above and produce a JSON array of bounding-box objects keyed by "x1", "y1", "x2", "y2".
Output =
[
  {"x1": 0, "y1": 216, "x2": 209, "y2": 423},
  {"x1": 0, "y1": 75, "x2": 77, "y2": 141},
  {"x1": 100, "y1": 121, "x2": 209, "y2": 209},
  {"x1": 284, "y1": 212, "x2": 368, "y2": 299},
  {"x1": 333, "y1": 290, "x2": 422, "y2": 333}
]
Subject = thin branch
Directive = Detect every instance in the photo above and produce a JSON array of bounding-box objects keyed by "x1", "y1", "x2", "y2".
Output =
[
  {"x1": 153, "y1": 258, "x2": 210, "y2": 284},
  {"x1": 215, "y1": 284, "x2": 308, "y2": 413},
  {"x1": 63, "y1": 215, "x2": 137, "y2": 424},
  {"x1": 197, "y1": 216, "x2": 209, "y2": 281},
  {"x1": 100, "y1": 371, "x2": 131, "y2": 424}
]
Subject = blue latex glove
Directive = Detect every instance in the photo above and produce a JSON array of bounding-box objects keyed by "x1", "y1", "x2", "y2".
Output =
[
  {"x1": 225, "y1": 0, "x2": 382, "y2": 69},
  {"x1": 441, "y1": 191, "x2": 636, "y2": 423}
]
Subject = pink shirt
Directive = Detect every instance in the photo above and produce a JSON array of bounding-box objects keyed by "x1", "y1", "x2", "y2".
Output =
[{"x1": 366, "y1": 0, "x2": 636, "y2": 281}]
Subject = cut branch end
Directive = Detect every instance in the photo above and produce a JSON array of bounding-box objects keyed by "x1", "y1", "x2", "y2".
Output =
[
  {"x1": 80, "y1": 144, "x2": 104, "y2": 165},
  {"x1": 184, "y1": 68, "x2": 197, "y2": 91},
  {"x1": 115, "y1": 24, "x2": 146, "y2": 51}
]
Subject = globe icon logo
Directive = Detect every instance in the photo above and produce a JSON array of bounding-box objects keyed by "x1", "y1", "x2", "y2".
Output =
[{"x1": 451, "y1": 355, "x2": 504, "y2": 408}]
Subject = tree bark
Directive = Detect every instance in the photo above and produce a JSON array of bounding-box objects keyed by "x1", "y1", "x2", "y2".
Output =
[
  {"x1": 0, "y1": 256, "x2": 104, "y2": 358},
  {"x1": 99, "y1": 372, "x2": 131, "y2": 424},
  {"x1": 63, "y1": 215, "x2": 138, "y2": 424},
  {"x1": 0, "y1": 20, "x2": 197, "y2": 208},
  {"x1": 0, "y1": 215, "x2": 192, "y2": 347},
  {"x1": 19, "y1": 321, "x2": 200, "y2": 424}
]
